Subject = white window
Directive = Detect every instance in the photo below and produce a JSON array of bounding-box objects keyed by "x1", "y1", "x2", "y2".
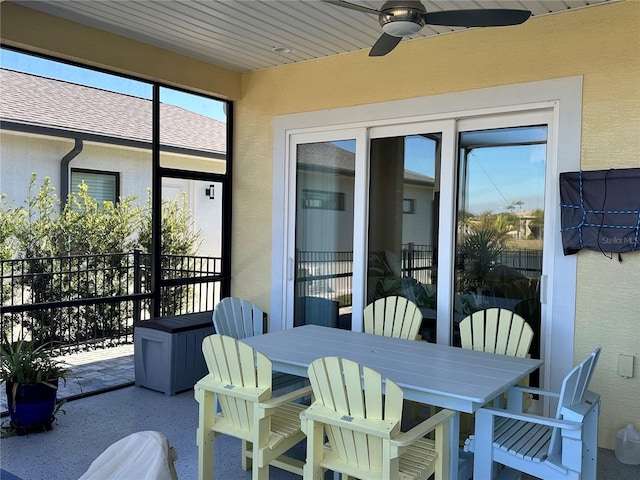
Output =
[
  {"x1": 71, "y1": 169, "x2": 118, "y2": 205},
  {"x1": 402, "y1": 199, "x2": 415, "y2": 214},
  {"x1": 302, "y1": 189, "x2": 345, "y2": 211}
]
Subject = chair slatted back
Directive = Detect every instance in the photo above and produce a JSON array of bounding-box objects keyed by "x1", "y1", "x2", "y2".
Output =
[
  {"x1": 307, "y1": 357, "x2": 403, "y2": 470},
  {"x1": 459, "y1": 308, "x2": 534, "y2": 358},
  {"x1": 213, "y1": 297, "x2": 265, "y2": 339},
  {"x1": 201, "y1": 334, "x2": 271, "y2": 437},
  {"x1": 548, "y1": 347, "x2": 601, "y2": 456},
  {"x1": 363, "y1": 296, "x2": 422, "y2": 340}
]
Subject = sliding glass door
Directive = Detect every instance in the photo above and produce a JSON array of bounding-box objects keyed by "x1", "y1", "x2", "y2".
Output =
[
  {"x1": 286, "y1": 111, "x2": 550, "y2": 358},
  {"x1": 454, "y1": 125, "x2": 547, "y2": 384},
  {"x1": 367, "y1": 133, "x2": 442, "y2": 342},
  {"x1": 294, "y1": 139, "x2": 355, "y2": 328},
  {"x1": 274, "y1": 78, "x2": 583, "y2": 404}
]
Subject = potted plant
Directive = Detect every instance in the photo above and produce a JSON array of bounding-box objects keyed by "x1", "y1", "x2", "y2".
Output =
[{"x1": 1, "y1": 336, "x2": 68, "y2": 435}]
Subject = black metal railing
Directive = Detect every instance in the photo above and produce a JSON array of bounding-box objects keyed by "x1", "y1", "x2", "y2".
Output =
[
  {"x1": 1, "y1": 250, "x2": 222, "y2": 353},
  {"x1": 156, "y1": 254, "x2": 223, "y2": 316},
  {"x1": 296, "y1": 251, "x2": 353, "y2": 306},
  {"x1": 2, "y1": 245, "x2": 542, "y2": 351},
  {"x1": 402, "y1": 243, "x2": 435, "y2": 285},
  {"x1": 496, "y1": 249, "x2": 543, "y2": 276},
  {"x1": 294, "y1": 245, "x2": 542, "y2": 305}
]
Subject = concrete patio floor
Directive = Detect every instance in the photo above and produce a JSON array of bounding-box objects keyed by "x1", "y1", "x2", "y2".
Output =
[
  {"x1": 1, "y1": 347, "x2": 637, "y2": 479},
  {"x1": 0, "y1": 384, "x2": 308, "y2": 480}
]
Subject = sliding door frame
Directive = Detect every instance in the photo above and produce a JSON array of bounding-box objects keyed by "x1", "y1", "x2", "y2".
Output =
[{"x1": 272, "y1": 77, "x2": 582, "y2": 400}]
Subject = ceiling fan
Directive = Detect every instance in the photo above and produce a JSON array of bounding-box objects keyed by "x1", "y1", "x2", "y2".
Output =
[{"x1": 323, "y1": 1, "x2": 532, "y2": 56}]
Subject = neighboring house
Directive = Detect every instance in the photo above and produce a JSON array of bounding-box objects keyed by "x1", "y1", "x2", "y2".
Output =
[
  {"x1": 1, "y1": 68, "x2": 434, "y2": 256},
  {"x1": 1, "y1": 1, "x2": 638, "y2": 451},
  {"x1": 296, "y1": 141, "x2": 435, "y2": 252},
  {"x1": 0, "y1": 68, "x2": 226, "y2": 256}
]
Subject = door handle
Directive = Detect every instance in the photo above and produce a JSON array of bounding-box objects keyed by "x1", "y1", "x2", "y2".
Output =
[{"x1": 540, "y1": 274, "x2": 548, "y2": 304}]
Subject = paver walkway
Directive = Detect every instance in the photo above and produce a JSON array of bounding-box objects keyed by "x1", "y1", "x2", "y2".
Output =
[{"x1": 1, "y1": 344, "x2": 134, "y2": 413}]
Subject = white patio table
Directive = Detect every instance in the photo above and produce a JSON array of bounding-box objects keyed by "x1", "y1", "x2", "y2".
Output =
[{"x1": 241, "y1": 324, "x2": 542, "y2": 480}]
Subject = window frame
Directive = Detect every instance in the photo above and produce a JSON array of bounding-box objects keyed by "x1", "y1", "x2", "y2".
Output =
[
  {"x1": 302, "y1": 189, "x2": 346, "y2": 211},
  {"x1": 70, "y1": 167, "x2": 120, "y2": 205},
  {"x1": 402, "y1": 198, "x2": 416, "y2": 214}
]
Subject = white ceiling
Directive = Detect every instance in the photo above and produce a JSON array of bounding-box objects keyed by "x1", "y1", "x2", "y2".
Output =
[{"x1": 15, "y1": 0, "x2": 618, "y2": 73}]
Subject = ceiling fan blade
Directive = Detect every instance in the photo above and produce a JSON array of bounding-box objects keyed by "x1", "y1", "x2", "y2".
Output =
[
  {"x1": 424, "y1": 9, "x2": 531, "y2": 27},
  {"x1": 322, "y1": 0, "x2": 380, "y2": 15},
  {"x1": 369, "y1": 33, "x2": 402, "y2": 57}
]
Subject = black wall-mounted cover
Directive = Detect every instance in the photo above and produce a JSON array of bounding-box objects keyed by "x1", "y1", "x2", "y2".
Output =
[{"x1": 560, "y1": 168, "x2": 640, "y2": 255}]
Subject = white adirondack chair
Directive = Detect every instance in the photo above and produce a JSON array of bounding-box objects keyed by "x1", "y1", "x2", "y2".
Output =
[
  {"x1": 212, "y1": 297, "x2": 304, "y2": 391},
  {"x1": 212, "y1": 297, "x2": 266, "y2": 339},
  {"x1": 464, "y1": 347, "x2": 602, "y2": 480},
  {"x1": 363, "y1": 296, "x2": 423, "y2": 340},
  {"x1": 301, "y1": 356, "x2": 456, "y2": 480},
  {"x1": 195, "y1": 334, "x2": 312, "y2": 480}
]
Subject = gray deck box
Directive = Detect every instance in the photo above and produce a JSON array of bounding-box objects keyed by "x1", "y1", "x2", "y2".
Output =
[{"x1": 134, "y1": 311, "x2": 214, "y2": 395}]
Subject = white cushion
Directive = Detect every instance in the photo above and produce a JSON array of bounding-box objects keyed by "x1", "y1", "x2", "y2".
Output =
[{"x1": 78, "y1": 431, "x2": 178, "y2": 480}]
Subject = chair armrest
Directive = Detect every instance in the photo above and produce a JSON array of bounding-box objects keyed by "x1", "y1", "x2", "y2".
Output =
[
  {"x1": 393, "y1": 408, "x2": 456, "y2": 447},
  {"x1": 260, "y1": 385, "x2": 313, "y2": 409},
  {"x1": 301, "y1": 403, "x2": 398, "y2": 438},
  {"x1": 478, "y1": 406, "x2": 582, "y2": 430},
  {"x1": 195, "y1": 375, "x2": 270, "y2": 402},
  {"x1": 508, "y1": 385, "x2": 560, "y2": 398}
]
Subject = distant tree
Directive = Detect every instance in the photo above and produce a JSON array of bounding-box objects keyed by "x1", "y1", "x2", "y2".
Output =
[
  {"x1": 1, "y1": 174, "x2": 202, "y2": 346},
  {"x1": 0, "y1": 195, "x2": 24, "y2": 323},
  {"x1": 4, "y1": 175, "x2": 144, "y2": 344},
  {"x1": 136, "y1": 189, "x2": 201, "y2": 255},
  {"x1": 457, "y1": 210, "x2": 512, "y2": 292},
  {"x1": 58, "y1": 182, "x2": 142, "y2": 255},
  {"x1": 136, "y1": 190, "x2": 202, "y2": 315},
  {"x1": 458, "y1": 228, "x2": 505, "y2": 289},
  {"x1": 468, "y1": 211, "x2": 512, "y2": 245},
  {"x1": 0, "y1": 195, "x2": 23, "y2": 261},
  {"x1": 13, "y1": 175, "x2": 59, "y2": 260}
]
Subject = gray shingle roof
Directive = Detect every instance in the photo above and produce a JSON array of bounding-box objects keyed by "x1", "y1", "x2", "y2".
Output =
[
  {"x1": 297, "y1": 142, "x2": 435, "y2": 185},
  {"x1": 297, "y1": 142, "x2": 355, "y2": 172},
  {"x1": 0, "y1": 68, "x2": 226, "y2": 154}
]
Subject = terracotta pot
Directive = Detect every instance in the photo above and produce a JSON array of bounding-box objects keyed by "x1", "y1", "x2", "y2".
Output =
[{"x1": 5, "y1": 379, "x2": 59, "y2": 435}]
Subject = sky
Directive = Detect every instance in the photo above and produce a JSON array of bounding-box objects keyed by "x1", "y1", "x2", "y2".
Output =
[
  {"x1": 0, "y1": 49, "x2": 227, "y2": 122},
  {"x1": 467, "y1": 144, "x2": 546, "y2": 214},
  {"x1": 333, "y1": 135, "x2": 545, "y2": 214}
]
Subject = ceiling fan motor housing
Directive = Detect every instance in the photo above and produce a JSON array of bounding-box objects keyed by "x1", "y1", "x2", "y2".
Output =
[{"x1": 379, "y1": 0, "x2": 426, "y2": 37}]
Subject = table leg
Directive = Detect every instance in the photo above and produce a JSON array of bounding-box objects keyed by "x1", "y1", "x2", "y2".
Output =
[
  {"x1": 473, "y1": 409, "x2": 495, "y2": 479},
  {"x1": 449, "y1": 411, "x2": 460, "y2": 480}
]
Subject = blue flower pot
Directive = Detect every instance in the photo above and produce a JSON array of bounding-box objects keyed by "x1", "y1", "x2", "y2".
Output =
[{"x1": 6, "y1": 379, "x2": 59, "y2": 435}]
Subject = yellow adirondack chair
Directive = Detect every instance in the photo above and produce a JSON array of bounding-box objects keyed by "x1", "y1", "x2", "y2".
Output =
[
  {"x1": 212, "y1": 297, "x2": 304, "y2": 391},
  {"x1": 301, "y1": 356, "x2": 455, "y2": 480},
  {"x1": 458, "y1": 308, "x2": 535, "y2": 443},
  {"x1": 363, "y1": 296, "x2": 423, "y2": 340},
  {"x1": 365, "y1": 296, "x2": 427, "y2": 418},
  {"x1": 195, "y1": 334, "x2": 312, "y2": 480},
  {"x1": 459, "y1": 308, "x2": 534, "y2": 357}
]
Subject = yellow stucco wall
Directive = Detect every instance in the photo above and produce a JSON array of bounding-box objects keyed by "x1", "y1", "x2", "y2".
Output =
[
  {"x1": 234, "y1": 1, "x2": 640, "y2": 449},
  {"x1": 2, "y1": 0, "x2": 639, "y2": 450}
]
